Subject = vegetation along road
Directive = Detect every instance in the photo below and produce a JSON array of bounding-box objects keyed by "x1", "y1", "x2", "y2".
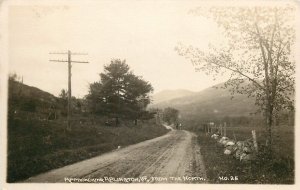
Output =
[{"x1": 24, "y1": 130, "x2": 206, "y2": 183}]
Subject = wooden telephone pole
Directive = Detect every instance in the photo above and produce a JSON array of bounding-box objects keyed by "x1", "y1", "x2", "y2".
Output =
[{"x1": 50, "y1": 50, "x2": 88, "y2": 130}]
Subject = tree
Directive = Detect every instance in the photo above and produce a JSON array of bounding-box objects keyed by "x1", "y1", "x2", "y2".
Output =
[
  {"x1": 86, "y1": 59, "x2": 153, "y2": 126},
  {"x1": 9, "y1": 73, "x2": 18, "y2": 82},
  {"x1": 59, "y1": 89, "x2": 68, "y2": 116},
  {"x1": 175, "y1": 5, "x2": 295, "y2": 151},
  {"x1": 162, "y1": 107, "x2": 179, "y2": 125},
  {"x1": 123, "y1": 73, "x2": 153, "y2": 124}
]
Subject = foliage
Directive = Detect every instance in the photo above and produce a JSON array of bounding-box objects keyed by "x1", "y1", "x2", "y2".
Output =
[
  {"x1": 162, "y1": 107, "x2": 179, "y2": 125},
  {"x1": 175, "y1": 5, "x2": 295, "y2": 148},
  {"x1": 58, "y1": 89, "x2": 83, "y2": 114},
  {"x1": 58, "y1": 89, "x2": 68, "y2": 115},
  {"x1": 86, "y1": 59, "x2": 153, "y2": 125},
  {"x1": 59, "y1": 89, "x2": 68, "y2": 106},
  {"x1": 9, "y1": 72, "x2": 22, "y2": 82}
]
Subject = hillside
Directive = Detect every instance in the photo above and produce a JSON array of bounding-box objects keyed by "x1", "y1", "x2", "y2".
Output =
[
  {"x1": 7, "y1": 80, "x2": 169, "y2": 182},
  {"x1": 152, "y1": 89, "x2": 195, "y2": 104},
  {"x1": 150, "y1": 83, "x2": 258, "y2": 120},
  {"x1": 8, "y1": 80, "x2": 59, "y2": 108},
  {"x1": 8, "y1": 80, "x2": 62, "y2": 119}
]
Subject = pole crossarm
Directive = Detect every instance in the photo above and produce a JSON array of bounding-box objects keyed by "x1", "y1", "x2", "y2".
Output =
[
  {"x1": 49, "y1": 59, "x2": 68, "y2": 62},
  {"x1": 50, "y1": 60, "x2": 88, "y2": 63},
  {"x1": 49, "y1": 52, "x2": 68, "y2": 55},
  {"x1": 71, "y1": 61, "x2": 89, "y2": 63},
  {"x1": 50, "y1": 52, "x2": 88, "y2": 55},
  {"x1": 71, "y1": 53, "x2": 88, "y2": 55}
]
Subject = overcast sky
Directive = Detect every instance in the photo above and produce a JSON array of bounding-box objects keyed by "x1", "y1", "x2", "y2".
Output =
[{"x1": 8, "y1": 1, "x2": 229, "y2": 98}]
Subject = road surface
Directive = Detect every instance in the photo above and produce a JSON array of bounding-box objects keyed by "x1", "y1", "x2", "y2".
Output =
[{"x1": 24, "y1": 130, "x2": 207, "y2": 183}]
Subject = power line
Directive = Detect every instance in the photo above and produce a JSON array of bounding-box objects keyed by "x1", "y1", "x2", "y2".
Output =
[{"x1": 50, "y1": 50, "x2": 89, "y2": 130}]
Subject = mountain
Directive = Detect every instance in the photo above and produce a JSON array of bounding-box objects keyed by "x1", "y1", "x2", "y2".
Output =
[
  {"x1": 150, "y1": 83, "x2": 258, "y2": 120},
  {"x1": 152, "y1": 89, "x2": 195, "y2": 104}
]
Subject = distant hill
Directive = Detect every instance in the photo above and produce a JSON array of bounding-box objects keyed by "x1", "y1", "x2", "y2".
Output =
[
  {"x1": 152, "y1": 89, "x2": 195, "y2": 104},
  {"x1": 150, "y1": 83, "x2": 258, "y2": 120}
]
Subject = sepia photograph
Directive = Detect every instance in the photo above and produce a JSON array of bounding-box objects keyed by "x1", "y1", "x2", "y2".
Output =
[{"x1": 0, "y1": 0, "x2": 299, "y2": 188}]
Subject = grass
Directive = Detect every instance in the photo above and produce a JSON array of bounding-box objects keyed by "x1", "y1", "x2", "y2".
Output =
[
  {"x1": 195, "y1": 125, "x2": 294, "y2": 184},
  {"x1": 7, "y1": 116, "x2": 169, "y2": 182},
  {"x1": 222, "y1": 125, "x2": 294, "y2": 159}
]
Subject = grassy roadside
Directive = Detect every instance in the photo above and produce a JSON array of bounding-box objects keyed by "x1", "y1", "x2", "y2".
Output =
[
  {"x1": 197, "y1": 132, "x2": 294, "y2": 184},
  {"x1": 7, "y1": 117, "x2": 169, "y2": 182}
]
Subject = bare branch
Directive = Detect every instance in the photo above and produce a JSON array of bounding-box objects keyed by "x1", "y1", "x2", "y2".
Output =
[{"x1": 203, "y1": 56, "x2": 265, "y2": 90}]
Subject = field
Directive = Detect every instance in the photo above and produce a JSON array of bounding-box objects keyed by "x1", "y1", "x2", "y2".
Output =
[
  {"x1": 192, "y1": 123, "x2": 294, "y2": 184},
  {"x1": 7, "y1": 116, "x2": 169, "y2": 182}
]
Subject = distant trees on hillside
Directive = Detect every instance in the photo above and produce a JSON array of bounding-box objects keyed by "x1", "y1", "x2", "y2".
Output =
[
  {"x1": 86, "y1": 59, "x2": 153, "y2": 126},
  {"x1": 176, "y1": 5, "x2": 295, "y2": 152},
  {"x1": 162, "y1": 107, "x2": 179, "y2": 125}
]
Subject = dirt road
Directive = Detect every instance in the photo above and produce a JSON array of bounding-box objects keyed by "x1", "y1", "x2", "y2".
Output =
[{"x1": 24, "y1": 130, "x2": 207, "y2": 183}]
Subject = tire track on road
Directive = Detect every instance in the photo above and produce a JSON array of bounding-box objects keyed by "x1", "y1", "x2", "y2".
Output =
[{"x1": 24, "y1": 130, "x2": 207, "y2": 183}]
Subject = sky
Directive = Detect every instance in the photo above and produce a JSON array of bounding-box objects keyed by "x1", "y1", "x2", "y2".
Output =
[{"x1": 8, "y1": 0, "x2": 229, "y2": 98}]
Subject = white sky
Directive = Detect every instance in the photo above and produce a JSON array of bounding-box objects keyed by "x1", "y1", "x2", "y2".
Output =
[{"x1": 8, "y1": 1, "x2": 228, "y2": 98}]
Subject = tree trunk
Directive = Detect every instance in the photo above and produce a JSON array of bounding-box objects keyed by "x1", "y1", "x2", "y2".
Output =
[{"x1": 266, "y1": 107, "x2": 273, "y2": 154}]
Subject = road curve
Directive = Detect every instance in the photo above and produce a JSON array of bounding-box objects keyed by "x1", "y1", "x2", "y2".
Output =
[{"x1": 24, "y1": 130, "x2": 207, "y2": 183}]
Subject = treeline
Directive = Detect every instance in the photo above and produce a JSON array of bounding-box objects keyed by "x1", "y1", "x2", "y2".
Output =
[{"x1": 161, "y1": 107, "x2": 179, "y2": 125}]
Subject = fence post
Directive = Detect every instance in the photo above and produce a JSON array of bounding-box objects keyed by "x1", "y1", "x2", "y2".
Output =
[
  {"x1": 208, "y1": 124, "x2": 210, "y2": 133},
  {"x1": 233, "y1": 129, "x2": 237, "y2": 141},
  {"x1": 214, "y1": 124, "x2": 216, "y2": 133},
  {"x1": 252, "y1": 130, "x2": 258, "y2": 152}
]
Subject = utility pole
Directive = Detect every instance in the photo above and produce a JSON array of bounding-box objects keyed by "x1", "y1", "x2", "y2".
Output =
[{"x1": 50, "y1": 50, "x2": 88, "y2": 130}]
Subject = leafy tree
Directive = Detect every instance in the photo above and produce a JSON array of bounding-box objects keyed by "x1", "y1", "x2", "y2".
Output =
[
  {"x1": 162, "y1": 107, "x2": 179, "y2": 125},
  {"x1": 86, "y1": 82, "x2": 102, "y2": 114},
  {"x1": 70, "y1": 96, "x2": 82, "y2": 113},
  {"x1": 59, "y1": 89, "x2": 68, "y2": 116},
  {"x1": 123, "y1": 73, "x2": 153, "y2": 124},
  {"x1": 86, "y1": 59, "x2": 153, "y2": 126},
  {"x1": 175, "y1": 5, "x2": 295, "y2": 150}
]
